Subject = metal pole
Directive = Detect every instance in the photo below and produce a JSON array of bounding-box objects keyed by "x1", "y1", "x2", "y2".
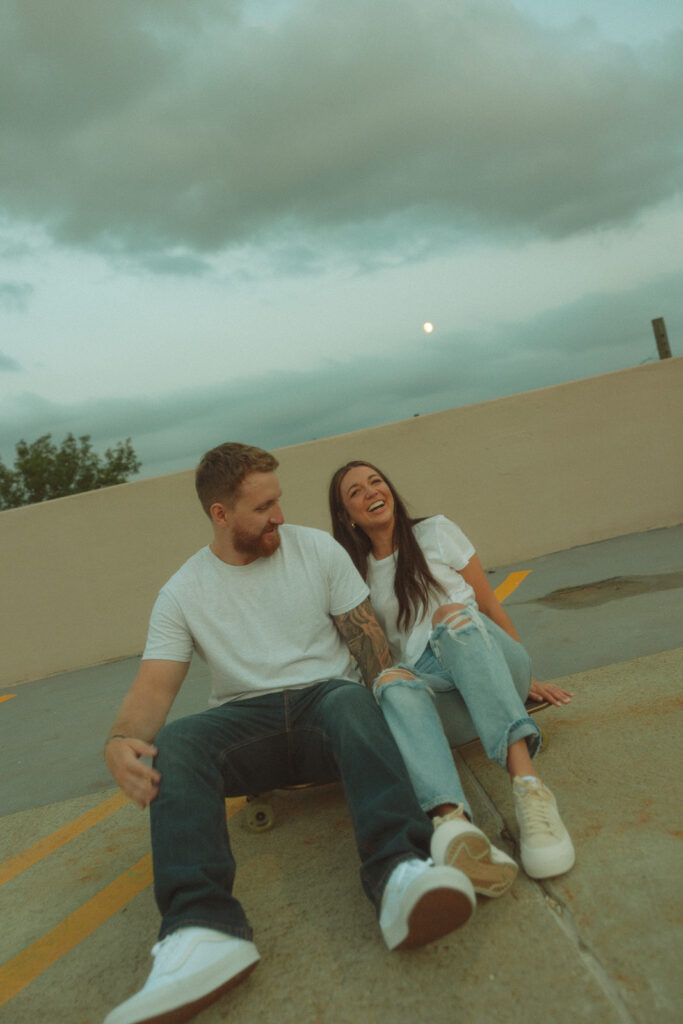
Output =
[{"x1": 651, "y1": 317, "x2": 672, "y2": 359}]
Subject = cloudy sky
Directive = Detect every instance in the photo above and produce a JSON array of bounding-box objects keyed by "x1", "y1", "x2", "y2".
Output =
[{"x1": 1, "y1": 0, "x2": 681, "y2": 480}]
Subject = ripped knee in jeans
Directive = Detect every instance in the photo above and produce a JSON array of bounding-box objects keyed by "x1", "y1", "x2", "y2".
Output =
[
  {"x1": 374, "y1": 666, "x2": 417, "y2": 690},
  {"x1": 431, "y1": 602, "x2": 471, "y2": 632},
  {"x1": 431, "y1": 602, "x2": 492, "y2": 651},
  {"x1": 372, "y1": 666, "x2": 423, "y2": 703}
]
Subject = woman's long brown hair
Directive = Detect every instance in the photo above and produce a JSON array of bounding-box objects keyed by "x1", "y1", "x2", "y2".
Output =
[{"x1": 328, "y1": 460, "x2": 445, "y2": 631}]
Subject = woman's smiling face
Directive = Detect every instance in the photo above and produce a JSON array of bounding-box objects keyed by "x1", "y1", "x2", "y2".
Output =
[{"x1": 340, "y1": 464, "x2": 395, "y2": 534}]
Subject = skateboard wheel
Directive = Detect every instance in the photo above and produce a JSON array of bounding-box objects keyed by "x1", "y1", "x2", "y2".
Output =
[{"x1": 246, "y1": 802, "x2": 274, "y2": 833}]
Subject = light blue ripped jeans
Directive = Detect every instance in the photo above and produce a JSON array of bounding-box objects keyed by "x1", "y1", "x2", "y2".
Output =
[{"x1": 374, "y1": 604, "x2": 541, "y2": 819}]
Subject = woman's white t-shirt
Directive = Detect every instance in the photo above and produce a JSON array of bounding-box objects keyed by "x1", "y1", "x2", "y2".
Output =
[{"x1": 367, "y1": 515, "x2": 476, "y2": 664}]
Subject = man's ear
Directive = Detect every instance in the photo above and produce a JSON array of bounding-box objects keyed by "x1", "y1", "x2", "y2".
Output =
[{"x1": 209, "y1": 501, "x2": 231, "y2": 527}]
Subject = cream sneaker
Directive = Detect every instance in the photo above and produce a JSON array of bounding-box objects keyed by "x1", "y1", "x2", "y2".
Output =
[
  {"x1": 379, "y1": 857, "x2": 475, "y2": 950},
  {"x1": 512, "y1": 776, "x2": 575, "y2": 879},
  {"x1": 103, "y1": 927, "x2": 260, "y2": 1024},
  {"x1": 431, "y1": 806, "x2": 518, "y2": 897}
]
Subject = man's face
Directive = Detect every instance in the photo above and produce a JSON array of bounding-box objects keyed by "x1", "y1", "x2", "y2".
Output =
[{"x1": 229, "y1": 471, "x2": 284, "y2": 561}]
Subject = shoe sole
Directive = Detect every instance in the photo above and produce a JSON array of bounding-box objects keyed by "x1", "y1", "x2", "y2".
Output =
[
  {"x1": 522, "y1": 840, "x2": 576, "y2": 880},
  {"x1": 105, "y1": 958, "x2": 259, "y2": 1024},
  {"x1": 393, "y1": 885, "x2": 475, "y2": 950},
  {"x1": 142, "y1": 961, "x2": 258, "y2": 1024},
  {"x1": 445, "y1": 833, "x2": 518, "y2": 898}
]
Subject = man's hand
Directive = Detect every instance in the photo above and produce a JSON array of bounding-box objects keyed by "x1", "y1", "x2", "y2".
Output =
[
  {"x1": 103, "y1": 659, "x2": 188, "y2": 807},
  {"x1": 105, "y1": 736, "x2": 161, "y2": 809}
]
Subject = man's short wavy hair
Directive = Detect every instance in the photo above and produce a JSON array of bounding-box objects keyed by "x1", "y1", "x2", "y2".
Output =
[{"x1": 195, "y1": 442, "x2": 279, "y2": 517}]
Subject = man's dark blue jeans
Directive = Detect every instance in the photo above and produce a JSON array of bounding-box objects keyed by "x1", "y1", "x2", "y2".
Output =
[{"x1": 150, "y1": 678, "x2": 433, "y2": 940}]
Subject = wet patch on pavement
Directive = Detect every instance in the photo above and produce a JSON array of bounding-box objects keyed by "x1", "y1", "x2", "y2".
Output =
[{"x1": 533, "y1": 571, "x2": 683, "y2": 608}]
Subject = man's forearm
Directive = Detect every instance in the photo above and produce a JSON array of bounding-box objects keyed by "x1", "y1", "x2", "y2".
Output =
[
  {"x1": 106, "y1": 689, "x2": 170, "y2": 746},
  {"x1": 104, "y1": 661, "x2": 188, "y2": 807},
  {"x1": 105, "y1": 659, "x2": 189, "y2": 746},
  {"x1": 332, "y1": 597, "x2": 393, "y2": 688}
]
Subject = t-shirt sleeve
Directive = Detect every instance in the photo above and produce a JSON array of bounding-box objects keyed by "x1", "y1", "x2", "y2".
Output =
[
  {"x1": 324, "y1": 534, "x2": 370, "y2": 616},
  {"x1": 433, "y1": 516, "x2": 476, "y2": 570},
  {"x1": 142, "y1": 588, "x2": 194, "y2": 663}
]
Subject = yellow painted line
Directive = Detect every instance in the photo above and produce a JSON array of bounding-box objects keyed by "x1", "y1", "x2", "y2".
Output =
[
  {"x1": 0, "y1": 790, "x2": 130, "y2": 887},
  {"x1": 494, "y1": 570, "x2": 531, "y2": 603},
  {"x1": 0, "y1": 853, "x2": 153, "y2": 1008},
  {"x1": 0, "y1": 695, "x2": 16, "y2": 704},
  {"x1": 0, "y1": 796, "x2": 247, "y2": 1008}
]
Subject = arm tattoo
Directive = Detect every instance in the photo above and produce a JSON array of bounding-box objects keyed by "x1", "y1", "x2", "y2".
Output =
[{"x1": 332, "y1": 597, "x2": 393, "y2": 688}]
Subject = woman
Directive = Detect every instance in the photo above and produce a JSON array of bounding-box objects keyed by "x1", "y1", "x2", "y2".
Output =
[{"x1": 329, "y1": 460, "x2": 575, "y2": 892}]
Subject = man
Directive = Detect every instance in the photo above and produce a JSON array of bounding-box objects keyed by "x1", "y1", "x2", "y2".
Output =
[{"x1": 103, "y1": 443, "x2": 476, "y2": 1024}]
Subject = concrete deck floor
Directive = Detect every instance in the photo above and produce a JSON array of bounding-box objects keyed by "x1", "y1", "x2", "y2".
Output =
[{"x1": 1, "y1": 525, "x2": 681, "y2": 1023}]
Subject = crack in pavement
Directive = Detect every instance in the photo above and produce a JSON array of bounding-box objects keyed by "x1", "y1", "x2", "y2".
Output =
[{"x1": 461, "y1": 759, "x2": 639, "y2": 1024}]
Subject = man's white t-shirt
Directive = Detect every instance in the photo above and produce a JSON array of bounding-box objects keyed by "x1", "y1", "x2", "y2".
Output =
[
  {"x1": 143, "y1": 524, "x2": 369, "y2": 706},
  {"x1": 367, "y1": 515, "x2": 476, "y2": 665}
]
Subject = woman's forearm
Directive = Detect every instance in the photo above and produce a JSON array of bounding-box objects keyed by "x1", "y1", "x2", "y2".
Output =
[{"x1": 479, "y1": 597, "x2": 521, "y2": 643}]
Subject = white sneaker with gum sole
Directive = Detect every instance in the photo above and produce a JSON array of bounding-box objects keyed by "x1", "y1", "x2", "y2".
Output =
[
  {"x1": 103, "y1": 927, "x2": 260, "y2": 1024},
  {"x1": 379, "y1": 858, "x2": 476, "y2": 950},
  {"x1": 431, "y1": 808, "x2": 518, "y2": 897},
  {"x1": 513, "y1": 776, "x2": 575, "y2": 879}
]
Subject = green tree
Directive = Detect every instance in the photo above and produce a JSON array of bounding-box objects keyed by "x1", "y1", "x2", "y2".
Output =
[{"x1": 0, "y1": 433, "x2": 142, "y2": 510}]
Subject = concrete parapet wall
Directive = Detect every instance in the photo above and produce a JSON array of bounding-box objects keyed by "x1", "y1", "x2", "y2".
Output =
[{"x1": 2, "y1": 358, "x2": 681, "y2": 687}]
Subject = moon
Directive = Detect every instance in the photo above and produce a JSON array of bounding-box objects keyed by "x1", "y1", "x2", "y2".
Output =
[{"x1": 423, "y1": 321, "x2": 434, "y2": 334}]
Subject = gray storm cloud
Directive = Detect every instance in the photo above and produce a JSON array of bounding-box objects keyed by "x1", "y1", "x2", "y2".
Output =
[
  {"x1": 0, "y1": 282, "x2": 34, "y2": 311},
  {"x1": 1, "y1": 0, "x2": 681, "y2": 262},
  {"x1": 0, "y1": 350, "x2": 22, "y2": 370}
]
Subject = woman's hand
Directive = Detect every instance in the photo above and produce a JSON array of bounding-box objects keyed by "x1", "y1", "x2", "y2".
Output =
[
  {"x1": 528, "y1": 677, "x2": 573, "y2": 706},
  {"x1": 105, "y1": 736, "x2": 161, "y2": 809}
]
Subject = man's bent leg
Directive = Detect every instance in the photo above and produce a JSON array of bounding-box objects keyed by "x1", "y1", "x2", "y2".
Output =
[
  {"x1": 288, "y1": 680, "x2": 435, "y2": 909},
  {"x1": 151, "y1": 696, "x2": 290, "y2": 940},
  {"x1": 105, "y1": 704, "x2": 285, "y2": 1024}
]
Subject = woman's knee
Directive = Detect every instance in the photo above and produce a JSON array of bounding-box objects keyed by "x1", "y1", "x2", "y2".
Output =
[
  {"x1": 374, "y1": 667, "x2": 417, "y2": 695},
  {"x1": 431, "y1": 602, "x2": 471, "y2": 630},
  {"x1": 373, "y1": 675, "x2": 431, "y2": 714}
]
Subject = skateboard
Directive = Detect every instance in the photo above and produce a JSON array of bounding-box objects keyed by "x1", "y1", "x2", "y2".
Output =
[
  {"x1": 243, "y1": 698, "x2": 552, "y2": 833},
  {"x1": 525, "y1": 696, "x2": 551, "y2": 714},
  {"x1": 245, "y1": 784, "x2": 309, "y2": 834},
  {"x1": 525, "y1": 695, "x2": 550, "y2": 749},
  {"x1": 245, "y1": 793, "x2": 276, "y2": 833}
]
